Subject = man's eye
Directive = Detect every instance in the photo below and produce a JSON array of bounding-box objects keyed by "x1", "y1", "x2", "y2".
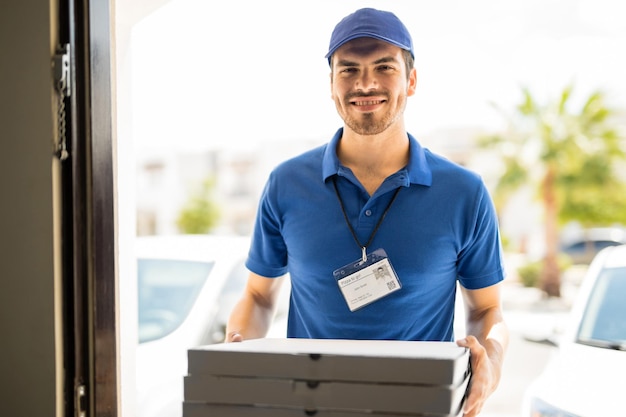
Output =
[
  {"x1": 341, "y1": 68, "x2": 358, "y2": 74},
  {"x1": 377, "y1": 65, "x2": 393, "y2": 71}
]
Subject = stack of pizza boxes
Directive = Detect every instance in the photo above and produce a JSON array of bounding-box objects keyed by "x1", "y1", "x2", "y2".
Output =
[{"x1": 184, "y1": 338, "x2": 470, "y2": 417}]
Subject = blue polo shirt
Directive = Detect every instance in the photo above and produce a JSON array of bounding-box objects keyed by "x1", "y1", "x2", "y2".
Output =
[{"x1": 246, "y1": 128, "x2": 505, "y2": 341}]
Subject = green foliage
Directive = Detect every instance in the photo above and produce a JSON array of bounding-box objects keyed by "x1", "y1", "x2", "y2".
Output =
[
  {"x1": 481, "y1": 85, "x2": 626, "y2": 226},
  {"x1": 517, "y1": 256, "x2": 572, "y2": 288},
  {"x1": 176, "y1": 177, "x2": 221, "y2": 234},
  {"x1": 517, "y1": 261, "x2": 542, "y2": 288},
  {"x1": 560, "y1": 182, "x2": 626, "y2": 226}
]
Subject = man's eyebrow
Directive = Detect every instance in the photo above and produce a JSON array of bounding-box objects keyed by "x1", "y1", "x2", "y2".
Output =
[
  {"x1": 373, "y1": 56, "x2": 399, "y2": 65},
  {"x1": 336, "y1": 56, "x2": 399, "y2": 67},
  {"x1": 336, "y1": 59, "x2": 359, "y2": 67}
]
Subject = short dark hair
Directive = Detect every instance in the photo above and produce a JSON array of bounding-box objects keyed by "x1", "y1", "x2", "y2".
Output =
[{"x1": 401, "y1": 49, "x2": 414, "y2": 77}]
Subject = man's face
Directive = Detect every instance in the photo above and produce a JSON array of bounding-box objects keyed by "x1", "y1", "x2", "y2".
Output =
[{"x1": 330, "y1": 37, "x2": 417, "y2": 136}]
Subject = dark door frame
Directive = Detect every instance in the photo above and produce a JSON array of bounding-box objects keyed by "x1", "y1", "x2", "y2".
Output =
[{"x1": 59, "y1": 0, "x2": 118, "y2": 415}]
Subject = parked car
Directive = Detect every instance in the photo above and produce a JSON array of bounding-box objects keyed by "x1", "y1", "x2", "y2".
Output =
[
  {"x1": 135, "y1": 234, "x2": 289, "y2": 417},
  {"x1": 522, "y1": 244, "x2": 626, "y2": 417},
  {"x1": 560, "y1": 227, "x2": 626, "y2": 265}
]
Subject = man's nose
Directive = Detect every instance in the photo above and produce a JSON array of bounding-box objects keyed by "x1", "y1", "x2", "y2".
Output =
[{"x1": 355, "y1": 69, "x2": 377, "y2": 91}]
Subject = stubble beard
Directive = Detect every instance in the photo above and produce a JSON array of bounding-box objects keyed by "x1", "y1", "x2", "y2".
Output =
[
  {"x1": 339, "y1": 93, "x2": 406, "y2": 136},
  {"x1": 344, "y1": 112, "x2": 389, "y2": 136}
]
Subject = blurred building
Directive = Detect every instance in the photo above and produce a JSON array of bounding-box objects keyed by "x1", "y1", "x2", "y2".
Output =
[{"x1": 135, "y1": 138, "x2": 324, "y2": 236}]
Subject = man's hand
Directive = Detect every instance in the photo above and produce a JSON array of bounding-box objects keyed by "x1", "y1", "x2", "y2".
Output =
[
  {"x1": 458, "y1": 284, "x2": 509, "y2": 417},
  {"x1": 456, "y1": 335, "x2": 499, "y2": 417}
]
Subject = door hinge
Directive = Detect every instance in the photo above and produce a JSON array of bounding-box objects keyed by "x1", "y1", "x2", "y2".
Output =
[
  {"x1": 75, "y1": 383, "x2": 86, "y2": 417},
  {"x1": 53, "y1": 44, "x2": 71, "y2": 161}
]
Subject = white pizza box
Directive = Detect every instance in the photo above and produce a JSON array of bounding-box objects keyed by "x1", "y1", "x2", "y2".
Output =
[
  {"x1": 187, "y1": 338, "x2": 470, "y2": 386},
  {"x1": 184, "y1": 372, "x2": 469, "y2": 416},
  {"x1": 183, "y1": 402, "x2": 464, "y2": 417}
]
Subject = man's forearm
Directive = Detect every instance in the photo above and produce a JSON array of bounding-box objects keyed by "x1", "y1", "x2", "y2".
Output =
[
  {"x1": 225, "y1": 273, "x2": 286, "y2": 342},
  {"x1": 225, "y1": 294, "x2": 276, "y2": 342}
]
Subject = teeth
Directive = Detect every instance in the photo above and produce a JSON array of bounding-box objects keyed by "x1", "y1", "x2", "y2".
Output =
[{"x1": 355, "y1": 100, "x2": 382, "y2": 106}]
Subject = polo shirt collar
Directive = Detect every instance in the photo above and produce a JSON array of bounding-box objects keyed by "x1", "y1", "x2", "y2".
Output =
[{"x1": 322, "y1": 128, "x2": 432, "y2": 187}]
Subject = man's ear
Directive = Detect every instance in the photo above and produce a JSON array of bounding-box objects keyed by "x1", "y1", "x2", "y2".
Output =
[{"x1": 407, "y1": 68, "x2": 417, "y2": 97}]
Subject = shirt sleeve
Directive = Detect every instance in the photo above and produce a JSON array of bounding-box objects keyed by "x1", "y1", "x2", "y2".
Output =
[
  {"x1": 456, "y1": 181, "x2": 506, "y2": 290},
  {"x1": 245, "y1": 173, "x2": 289, "y2": 278}
]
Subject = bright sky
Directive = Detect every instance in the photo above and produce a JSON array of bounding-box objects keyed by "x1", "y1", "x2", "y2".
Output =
[{"x1": 131, "y1": 0, "x2": 626, "y2": 151}]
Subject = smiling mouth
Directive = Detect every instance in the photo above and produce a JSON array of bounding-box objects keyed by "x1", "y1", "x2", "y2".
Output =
[{"x1": 351, "y1": 99, "x2": 386, "y2": 106}]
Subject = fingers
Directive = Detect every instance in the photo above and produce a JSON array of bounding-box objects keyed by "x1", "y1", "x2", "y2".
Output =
[
  {"x1": 456, "y1": 335, "x2": 479, "y2": 350},
  {"x1": 462, "y1": 382, "x2": 486, "y2": 417},
  {"x1": 456, "y1": 336, "x2": 489, "y2": 417},
  {"x1": 226, "y1": 331, "x2": 244, "y2": 343}
]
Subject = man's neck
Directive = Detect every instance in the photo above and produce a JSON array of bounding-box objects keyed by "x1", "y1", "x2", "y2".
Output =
[{"x1": 337, "y1": 124, "x2": 410, "y2": 196}]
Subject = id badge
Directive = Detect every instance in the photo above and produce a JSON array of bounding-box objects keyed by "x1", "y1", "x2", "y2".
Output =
[{"x1": 333, "y1": 248, "x2": 402, "y2": 312}]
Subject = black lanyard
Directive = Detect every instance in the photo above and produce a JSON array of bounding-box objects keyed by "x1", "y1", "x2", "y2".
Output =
[{"x1": 332, "y1": 176, "x2": 401, "y2": 262}]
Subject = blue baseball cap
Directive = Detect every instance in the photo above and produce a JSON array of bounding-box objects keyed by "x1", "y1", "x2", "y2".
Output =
[{"x1": 325, "y1": 8, "x2": 414, "y2": 65}]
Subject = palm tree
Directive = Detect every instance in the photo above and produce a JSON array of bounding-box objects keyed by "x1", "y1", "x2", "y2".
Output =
[{"x1": 481, "y1": 85, "x2": 626, "y2": 297}]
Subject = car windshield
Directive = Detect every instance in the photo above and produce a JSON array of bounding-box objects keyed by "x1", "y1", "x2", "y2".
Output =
[
  {"x1": 577, "y1": 266, "x2": 626, "y2": 349},
  {"x1": 137, "y1": 258, "x2": 214, "y2": 343}
]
